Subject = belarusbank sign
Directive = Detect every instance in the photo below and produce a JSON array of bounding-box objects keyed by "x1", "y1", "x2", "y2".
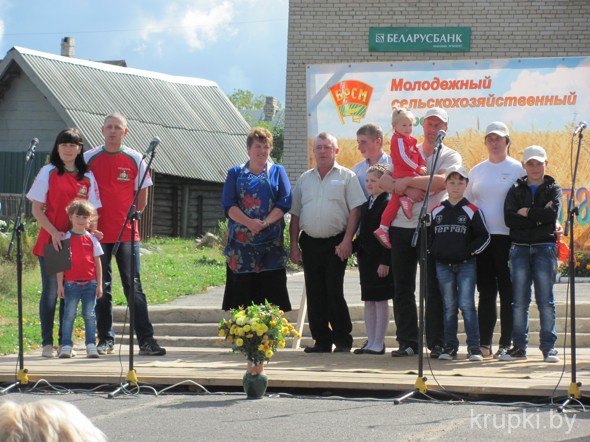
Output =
[{"x1": 369, "y1": 27, "x2": 471, "y2": 52}]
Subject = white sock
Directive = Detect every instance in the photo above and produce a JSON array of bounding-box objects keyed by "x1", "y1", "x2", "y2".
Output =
[
  {"x1": 366, "y1": 300, "x2": 390, "y2": 352},
  {"x1": 364, "y1": 301, "x2": 377, "y2": 349},
  {"x1": 379, "y1": 224, "x2": 388, "y2": 231}
]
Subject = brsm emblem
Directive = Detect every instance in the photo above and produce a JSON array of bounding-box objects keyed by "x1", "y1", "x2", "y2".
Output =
[{"x1": 329, "y1": 80, "x2": 374, "y2": 125}]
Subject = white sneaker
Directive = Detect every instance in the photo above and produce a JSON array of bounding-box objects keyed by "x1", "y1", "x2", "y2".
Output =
[
  {"x1": 468, "y1": 352, "x2": 484, "y2": 362},
  {"x1": 86, "y1": 344, "x2": 100, "y2": 359},
  {"x1": 544, "y1": 349, "x2": 559, "y2": 363},
  {"x1": 42, "y1": 345, "x2": 54, "y2": 358},
  {"x1": 58, "y1": 345, "x2": 72, "y2": 358},
  {"x1": 58, "y1": 345, "x2": 77, "y2": 357}
]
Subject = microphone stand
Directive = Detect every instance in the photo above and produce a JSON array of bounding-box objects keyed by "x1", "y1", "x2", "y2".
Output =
[
  {"x1": 394, "y1": 133, "x2": 444, "y2": 405},
  {"x1": 1, "y1": 142, "x2": 37, "y2": 395},
  {"x1": 558, "y1": 128, "x2": 585, "y2": 412},
  {"x1": 108, "y1": 139, "x2": 157, "y2": 399}
]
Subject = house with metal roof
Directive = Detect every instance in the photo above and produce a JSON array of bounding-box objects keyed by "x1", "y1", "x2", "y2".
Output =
[{"x1": 0, "y1": 46, "x2": 250, "y2": 237}]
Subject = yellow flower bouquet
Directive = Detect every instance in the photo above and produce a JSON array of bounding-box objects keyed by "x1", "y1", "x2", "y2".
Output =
[{"x1": 218, "y1": 301, "x2": 300, "y2": 366}]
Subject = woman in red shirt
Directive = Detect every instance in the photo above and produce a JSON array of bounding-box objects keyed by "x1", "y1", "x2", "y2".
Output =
[{"x1": 26, "y1": 128, "x2": 101, "y2": 358}]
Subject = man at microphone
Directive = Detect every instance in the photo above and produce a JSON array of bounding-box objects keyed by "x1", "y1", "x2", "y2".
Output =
[
  {"x1": 379, "y1": 107, "x2": 461, "y2": 357},
  {"x1": 84, "y1": 112, "x2": 166, "y2": 356}
]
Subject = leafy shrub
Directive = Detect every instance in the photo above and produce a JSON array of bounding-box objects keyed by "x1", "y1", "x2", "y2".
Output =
[
  {"x1": 0, "y1": 219, "x2": 39, "y2": 270},
  {"x1": 217, "y1": 218, "x2": 229, "y2": 248}
]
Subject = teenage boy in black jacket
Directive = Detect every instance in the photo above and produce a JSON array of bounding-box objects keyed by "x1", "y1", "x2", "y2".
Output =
[
  {"x1": 429, "y1": 165, "x2": 490, "y2": 361},
  {"x1": 501, "y1": 145, "x2": 562, "y2": 363}
]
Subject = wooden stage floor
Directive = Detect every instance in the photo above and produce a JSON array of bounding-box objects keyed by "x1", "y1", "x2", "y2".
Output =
[{"x1": 2, "y1": 346, "x2": 590, "y2": 399}]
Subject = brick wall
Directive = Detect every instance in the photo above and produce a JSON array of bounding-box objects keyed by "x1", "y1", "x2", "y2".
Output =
[{"x1": 284, "y1": 0, "x2": 590, "y2": 182}]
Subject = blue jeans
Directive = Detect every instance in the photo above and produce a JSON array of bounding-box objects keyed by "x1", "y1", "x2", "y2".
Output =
[
  {"x1": 62, "y1": 281, "x2": 97, "y2": 347},
  {"x1": 38, "y1": 256, "x2": 64, "y2": 347},
  {"x1": 509, "y1": 243, "x2": 557, "y2": 352},
  {"x1": 436, "y1": 259, "x2": 480, "y2": 351},
  {"x1": 96, "y1": 242, "x2": 155, "y2": 346}
]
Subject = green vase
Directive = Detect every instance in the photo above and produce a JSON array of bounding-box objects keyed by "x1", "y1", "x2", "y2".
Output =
[{"x1": 242, "y1": 371, "x2": 268, "y2": 399}]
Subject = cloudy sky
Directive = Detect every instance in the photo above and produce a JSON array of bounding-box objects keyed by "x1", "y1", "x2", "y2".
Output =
[{"x1": 0, "y1": 0, "x2": 289, "y2": 103}]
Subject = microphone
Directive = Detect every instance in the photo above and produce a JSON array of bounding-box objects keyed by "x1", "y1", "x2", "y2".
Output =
[
  {"x1": 145, "y1": 137, "x2": 160, "y2": 156},
  {"x1": 25, "y1": 138, "x2": 39, "y2": 162},
  {"x1": 434, "y1": 129, "x2": 446, "y2": 149},
  {"x1": 573, "y1": 121, "x2": 587, "y2": 136}
]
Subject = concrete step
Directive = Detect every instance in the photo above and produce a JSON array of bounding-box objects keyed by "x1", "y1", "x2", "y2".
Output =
[
  {"x1": 112, "y1": 302, "x2": 590, "y2": 349},
  {"x1": 113, "y1": 316, "x2": 590, "y2": 339},
  {"x1": 115, "y1": 333, "x2": 590, "y2": 349},
  {"x1": 113, "y1": 306, "x2": 300, "y2": 324},
  {"x1": 113, "y1": 302, "x2": 590, "y2": 324},
  {"x1": 114, "y1": 322, "x2": 590, "y2": 348}
]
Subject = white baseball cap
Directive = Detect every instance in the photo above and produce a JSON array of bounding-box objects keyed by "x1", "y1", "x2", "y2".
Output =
[
  {"x1": 523, "y1": 145, "x2": 547, "y2": 163},
  {"x1": 444, "y1": 164, "x2": 469, "y2": 180},
  {"x1": 424, "y1": 107, "x2": 448, "y2": 124},
  {"x1": 485, "y1": 121, "x2": 509, "y2": 137}
]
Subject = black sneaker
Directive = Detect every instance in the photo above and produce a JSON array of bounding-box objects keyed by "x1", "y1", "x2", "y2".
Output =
[
  {"x1": 139, "y1": 338, "x2": 166, "y2": 356},
  {"x1": 499, "y1": 347, "x2": 527, "y2": 361},
  {"x1": 96, "y1": 340, "x2": 114, "y2": 355},
  {"x1": 438, "y1": 346, "x2": 458, "y2": 360},
  {"x1": 429, "y1": 345, "x2": 444, "y2": 359},
  {"x1": 391, "y1": 345, "x2": 416, "y2": 357}
]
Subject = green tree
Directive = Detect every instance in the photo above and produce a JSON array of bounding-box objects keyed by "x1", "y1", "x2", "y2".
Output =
[
  {"x1": 270, "y1": 124, "x2": 284, "y2": 164},
  {"x1": 228, "y1": 89, "x2": 266, "y2": 109},
  {"x1": 250, "y1": 121, "x2": 284, "y2": 164},
  {"x1": 228, "y1": 89, "x2": 284, "y2": 163}
]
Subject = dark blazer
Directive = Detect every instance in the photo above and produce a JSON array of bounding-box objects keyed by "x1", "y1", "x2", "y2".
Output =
[
  {"x1": 354, "y1": 192, "x2": 391, "y2": 264},
  {"x1": 353, "y1": 192, "x2": 394, "y2": 301}
]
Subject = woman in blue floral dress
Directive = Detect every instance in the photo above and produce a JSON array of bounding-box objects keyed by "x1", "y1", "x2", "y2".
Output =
[{"x1": 221, "y1": 127, "x2": 292, "y2": 311}]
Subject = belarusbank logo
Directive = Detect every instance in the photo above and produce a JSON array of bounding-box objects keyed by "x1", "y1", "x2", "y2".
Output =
[{"x1": 369, "y1": 27, "x2": 471, "y2": 52}]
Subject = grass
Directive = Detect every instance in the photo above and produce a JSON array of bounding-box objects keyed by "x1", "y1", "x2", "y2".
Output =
[
  {"x1": 110, "y1": 237, "x2": 226, "y2": 306},
  {"x1": 0, "y1": 230, "x2": 226, "y2": 355},
  {"x1": 0, "y1": 263, "x2": 43, "y2": 356}
]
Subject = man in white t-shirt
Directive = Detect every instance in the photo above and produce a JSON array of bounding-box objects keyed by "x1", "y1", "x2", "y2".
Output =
[{"x1": 379, "y1": 108, "x2": 462, "y2": 357}]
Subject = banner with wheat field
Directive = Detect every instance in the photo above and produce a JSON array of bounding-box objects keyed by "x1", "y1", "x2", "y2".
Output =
[{"x1": 306, "y1": 57, "x2": 590, "y2": 251}]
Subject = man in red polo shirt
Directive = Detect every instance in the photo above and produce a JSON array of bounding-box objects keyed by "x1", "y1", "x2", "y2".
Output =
[{"x1": 85, "y1": 112, "x2": 165, "y2": 356}]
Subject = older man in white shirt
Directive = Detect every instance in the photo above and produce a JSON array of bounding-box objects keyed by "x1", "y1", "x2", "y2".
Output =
[{"x1": 290, "y1": 132, "x2": 366, "y2": 353}]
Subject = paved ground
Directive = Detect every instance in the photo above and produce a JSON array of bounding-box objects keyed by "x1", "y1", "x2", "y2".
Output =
[{"x1": 2, "y1": 390, "x2": 589, "y2": 441}]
